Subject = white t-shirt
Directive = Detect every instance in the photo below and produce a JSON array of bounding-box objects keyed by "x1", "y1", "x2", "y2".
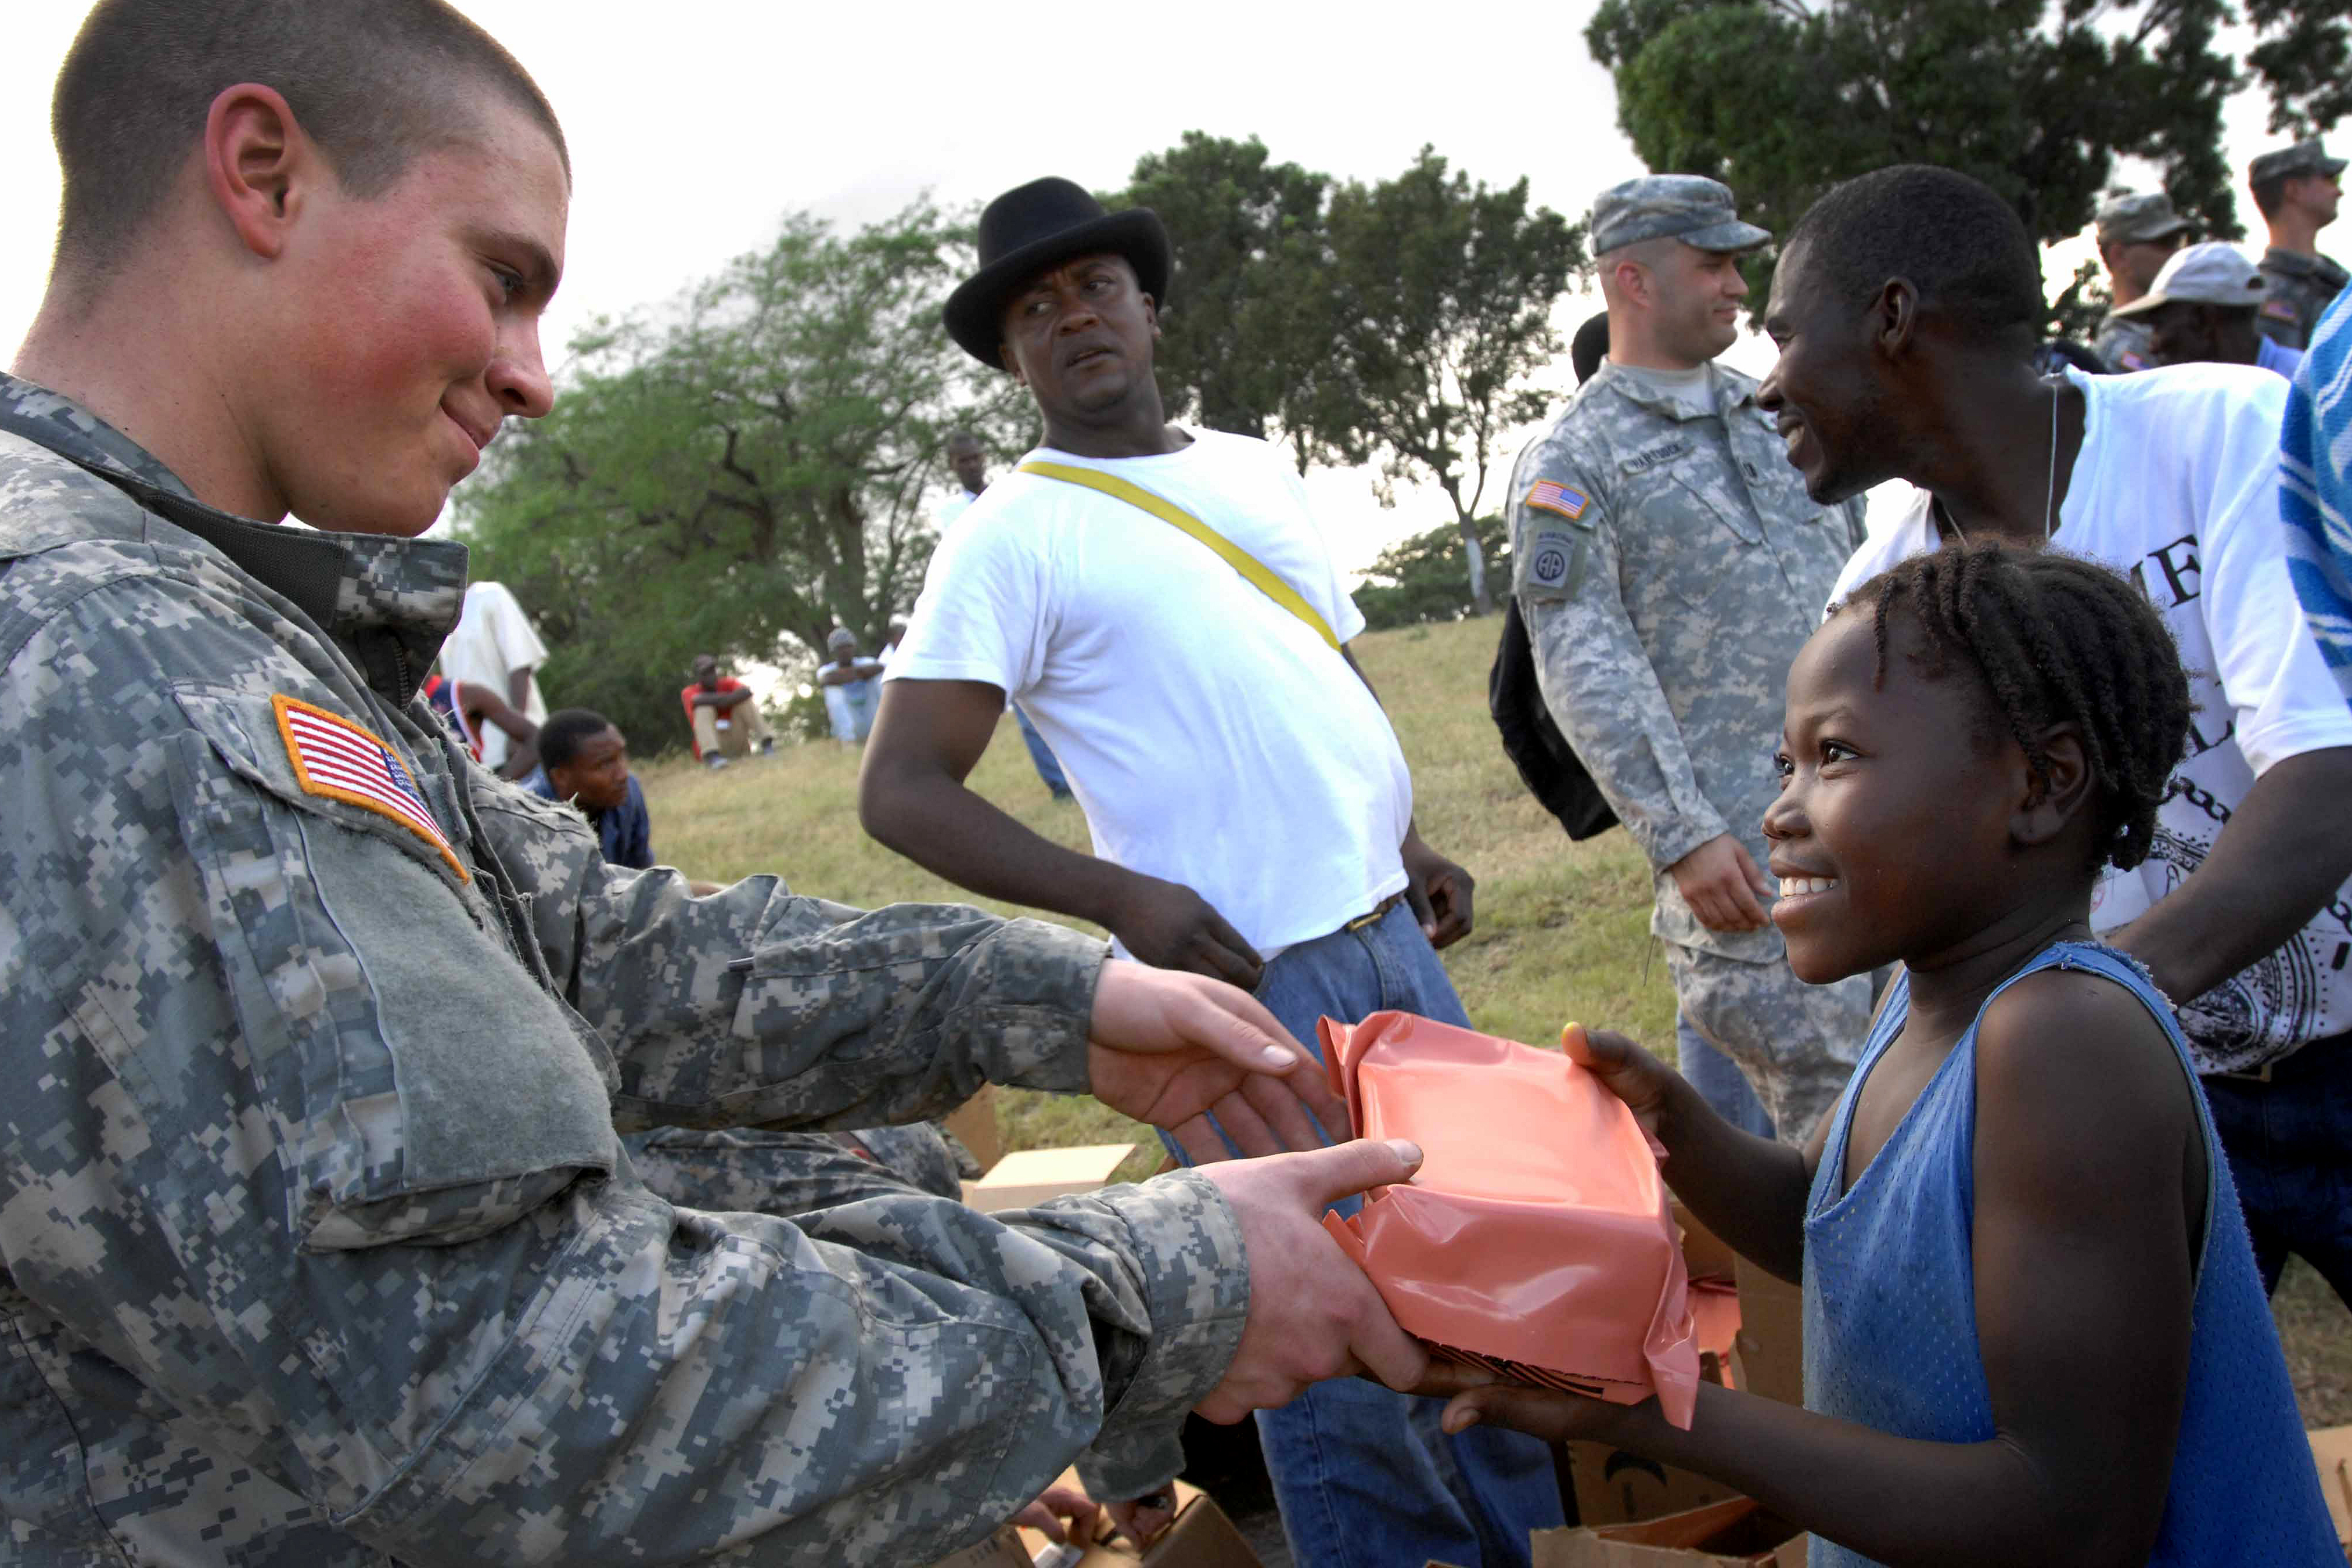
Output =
[
  {"x1": 888, "y1": 429, "x2": 1412, "y2": 958},
  {"x1": 438, "y1": 581, "x2": 549, "y2": 771},
  {"x1": 1829, "y1": 362, "x2": 2352, "y2": 1069}
]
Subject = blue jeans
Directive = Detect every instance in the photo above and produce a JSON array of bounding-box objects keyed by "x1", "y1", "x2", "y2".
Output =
[
  {"x1": 1160, "y1": 899, "x2": 1563, "y2": 1568},
  {"x1": 1675, "y1": 1013, "x2": 1775, "y2": 1140},
  {"x1": 1013, "y1": 702, "x2": 1071, "y2": 797},
  {"x1": 2202, "y1": 1033, "x2": 2352, "y2": 1305}
]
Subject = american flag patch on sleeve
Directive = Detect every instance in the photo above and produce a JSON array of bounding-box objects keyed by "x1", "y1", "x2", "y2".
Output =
[
  {"x1": 272, "y1": 693, "x2": 468, "y2": 882},
  {"x1": 1526, "y1": 479, "x2": 1589, "y2": 521}
]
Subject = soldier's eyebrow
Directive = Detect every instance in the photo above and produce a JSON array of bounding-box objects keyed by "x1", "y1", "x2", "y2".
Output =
[{"x1": 467, "y1": 226, "x2": 563, "y2": 303}]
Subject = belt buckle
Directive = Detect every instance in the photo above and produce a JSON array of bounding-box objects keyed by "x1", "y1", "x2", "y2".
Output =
[{"x1": 1344, "y1": 893, "x2": 1398, "y2": 933}]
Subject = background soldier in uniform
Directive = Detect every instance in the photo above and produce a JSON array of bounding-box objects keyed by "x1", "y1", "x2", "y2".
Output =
[
  {"x1": 1506, "y1": 175, "x2": 1875, "y2": 1139},
  {"x1": 2090, "y1": 191, "x2": 2192, "y2": 372},
  {"x1": 2250, "y1": 138, "x2": 2347, "y2": 351},
  {"x1": 0, "y1": 4, "x2": 1433, "y2": 1563}
]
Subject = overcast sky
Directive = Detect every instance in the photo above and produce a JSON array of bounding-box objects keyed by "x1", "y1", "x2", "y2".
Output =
[{"x1": 0, "y1": 1, "x2": 2305, "y2": 569}]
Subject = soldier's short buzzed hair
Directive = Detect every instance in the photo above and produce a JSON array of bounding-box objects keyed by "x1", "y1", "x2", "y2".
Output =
[
  {"x1": 1785, "y1": 165, "x2": 2044, "y2": 340},
  {"x1": 51, "y1": 0, "x2": 568, "y2": 283}
]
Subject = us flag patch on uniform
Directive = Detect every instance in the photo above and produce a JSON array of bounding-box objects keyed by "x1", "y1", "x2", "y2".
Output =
[
  {"x1": 272, "y1": 693, "x2": 468, "y2": 882},
  {"x1": 2262, "y1": 297, "x2": 2297, "y2": 323},
  {"x1": 1526, "y1": 479, "x2": 1589, "y2": 521}
]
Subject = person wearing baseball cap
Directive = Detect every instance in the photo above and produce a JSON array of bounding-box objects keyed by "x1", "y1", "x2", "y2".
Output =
[
  {"x1": 868, "y1": 177, "x2": 1560, "y2": 1567},
  {"x1": 2090, "y1": 192, "x2": 2193, "y2": 371},
  {"x1": 2250, "y1": 137, "x2": 2346, "y2": 351},
  {"x1": 2113, "y1": 240, "x2": 2306, "y2": 378},
  {"x1": 1505, "y1": 172, "x2": 1878, "y2": 1152}
]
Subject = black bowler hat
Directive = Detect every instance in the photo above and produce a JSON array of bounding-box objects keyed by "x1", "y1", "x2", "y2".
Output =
[{"x1": 943, "y1": 177, "x2": 1172, "y2": 368}]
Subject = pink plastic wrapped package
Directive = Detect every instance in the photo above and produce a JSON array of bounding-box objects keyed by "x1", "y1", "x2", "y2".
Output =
[{"x1": 1317, "y1": 1011, "x2": 1700, "y2": 1429}]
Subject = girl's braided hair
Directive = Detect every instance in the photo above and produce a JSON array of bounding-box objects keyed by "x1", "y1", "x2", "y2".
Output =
[{"x1": 1837, "y1": 542, "x2": 2192, "y2": 871}]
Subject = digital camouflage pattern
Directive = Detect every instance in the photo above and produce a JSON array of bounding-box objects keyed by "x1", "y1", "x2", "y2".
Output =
[
  {"x1": 0, "y1": 373, "x2": 1249, "y2": 1566},
  {"x1": 1507, "y1": 360, "x2": 1875, "y2": 1137},
  {"x1": 2094, "y1": 312, "x2": 2157, "y2": 373},
  {"x1": 2256, "y1": 247, "x2": 2351, "y2": 352}
]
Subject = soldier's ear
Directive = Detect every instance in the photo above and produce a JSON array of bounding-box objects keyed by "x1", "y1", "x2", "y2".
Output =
[{"x1": 204, "y1": 84, "x2": 318, "y2": 260}]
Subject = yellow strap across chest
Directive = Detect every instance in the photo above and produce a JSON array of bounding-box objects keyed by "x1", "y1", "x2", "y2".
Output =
[{"x1": 1015, "y1": 459, "x2": 1342, "y2": 651}]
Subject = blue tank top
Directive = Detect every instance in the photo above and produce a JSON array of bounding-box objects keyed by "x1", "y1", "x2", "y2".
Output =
[{"x1": 1802, "y1": 941, "x2": 2337, "y2": 1566}]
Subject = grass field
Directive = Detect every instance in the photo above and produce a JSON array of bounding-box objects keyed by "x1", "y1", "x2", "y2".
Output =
[{"x1": 640, "y1": 613, "x2": 2351, "y2": 1427}]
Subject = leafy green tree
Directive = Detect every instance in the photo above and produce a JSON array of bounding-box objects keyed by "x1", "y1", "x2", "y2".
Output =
[
  {"x1": 1121, "y1": 134, "x2": 1340, "y2": 467},
  {"x1": 456, "y1": 199, "x2": 1030, "y2": 750},
  {"x1": 1354, "y1": 516, "x2": 1512, "y2": 632},
  {"x1": 1583, "y1": 0, "x2": 2338, "y2": 319},
  {"x1": 1319, "y1": 150, "x2": 1583, "y2": 616}
]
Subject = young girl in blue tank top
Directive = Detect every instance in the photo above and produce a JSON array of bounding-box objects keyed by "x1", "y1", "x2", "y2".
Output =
[{"x1": 1427, "y1": 544, "x2": 2338, "y2": 1565}]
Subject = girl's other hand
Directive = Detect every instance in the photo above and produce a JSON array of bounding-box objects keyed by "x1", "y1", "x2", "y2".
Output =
[
  {"x1": 1440, "y1": 1381, "x2": 1619, "y2": 1444},
  {"x1": 1563, "y1": 1024, "x2": 1682, "y2": 1143}
]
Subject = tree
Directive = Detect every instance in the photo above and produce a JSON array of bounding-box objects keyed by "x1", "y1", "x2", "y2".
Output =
[
  {"x1": 1354, "y1": 516, "x2": 1512, "y2": 632},
  {"x1": 456, "y1": 199, "x2": 1030, "y2": 750},
  {"x1": 1120, "y1": 135, "x2": 1340, "y2": 467},
  {"x1": 1583, "y1": 0, "x2": 2338, "y2": 318},
  {"x1": 1319, "y1": 150, "x2": 1584, "y2": 616}
]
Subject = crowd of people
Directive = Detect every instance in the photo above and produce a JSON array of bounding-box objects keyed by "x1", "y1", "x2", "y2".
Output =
[{"x1": 2, "y1": 2, "x2": 2350, "y2": 1566}]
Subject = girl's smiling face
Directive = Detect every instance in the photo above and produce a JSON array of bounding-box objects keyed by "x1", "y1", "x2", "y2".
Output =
[{"x1": 1764, "y1": 606, "x2": 2028, "y2": 984}]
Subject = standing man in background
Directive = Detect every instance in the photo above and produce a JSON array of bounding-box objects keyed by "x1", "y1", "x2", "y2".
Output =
[
  {"x1": 2090, "y1": 192, "x2": 2192, "y2": 372},
  {"x1": 1507, "y1": 175, "x2": 1875, "y2": 1141},
  {"x1": 438, "y1": 577, "x2": 549, "y2": 773},
  {"x1": 2114, "y1": 242, "x2": 2306, "y2": 379},
  {"x1": 2252, "y1": 139, "x2": 2347, "y2": 351},
  {"x1": 864, "y1": 176, "x2": 1561, "y2": 1568}
]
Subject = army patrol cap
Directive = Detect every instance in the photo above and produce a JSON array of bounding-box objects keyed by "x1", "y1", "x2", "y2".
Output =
[
  {"x1": 1590, "y1": 175, "x2": 1770, "y2": 257},
  {"x1": 2250, "y1": 138, "x2": 2347, "y2": 186},
  {"x1": 2095, "y1": 192, "x2": 2192, "y2": 247},
  {"x1": 2110, "y1": 242, "x2": 2268, "y2": 318}
]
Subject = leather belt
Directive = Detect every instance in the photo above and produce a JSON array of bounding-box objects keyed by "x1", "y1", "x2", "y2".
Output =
[{"x1": 1343, "y1": 890, "x2": 1409, "y2": 933}]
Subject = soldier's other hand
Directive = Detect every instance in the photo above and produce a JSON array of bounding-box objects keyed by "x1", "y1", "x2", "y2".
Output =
[
  {"x1": 1667, "y1": 833, "x2": 1773, "y2": 932},
  {"x1": 1401, "y1": 831, "x2": 1476, "y2": 948},
  {"x1": 1106, "y1": 1488, "x2": 1179, "y2": 1548},
  {"x1": 1088, "y1": 962, "x2": 1348, "y2": 1162},
  {"x1": 1193, "y1": 1139, "x2": 1429, "y2": 1423},
  {"x1": 1011, "y1": 1485, "x2": 1105, "y2": 1548},
  {"x1": 1107, "y1": 875, "x2": 1264, "y2": 991}
]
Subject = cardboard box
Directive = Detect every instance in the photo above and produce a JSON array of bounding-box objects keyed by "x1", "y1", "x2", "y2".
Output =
[
  {"x1": 963, "y1": 1144, "x2": 1137, "y2": 1213},
  {"x1": 943, "y1": 1085, "x2": 1005, "y2": 1175},
  {"x1": 1011, "y1": 1471, "x2": 1263, "y2": 1568},
  {"x1": 2310, "y1": 1425, "x2": 2352, "y2": 1561},
  {"x1": 932, "y1": 1524, "x2": 1034, "y2": 1568},
  {"x1": 1534, "y1": 1497, "x2": 1807, "y2": 1567},
  {"x1": 1564, "y1": 1441, "x2": 1741, "y2": 1529},
  {"x1": 1730, "y1": 1256, "x2": 1802, "y2": 1408}
]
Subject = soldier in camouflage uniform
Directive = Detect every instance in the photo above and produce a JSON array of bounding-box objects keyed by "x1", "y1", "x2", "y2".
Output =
[
  {"x1": 0, "y1": 5, "x2": 1432, "y2": 1564},
  {"x1": 2251, "y1": 138, "x2": 2348, "y2": 353},
  {"x1": 2089, "y1": 192, "x2": 2192, "y2": 372},
  {"x1": 1507, "y1": 176, "x2": 1875, "y2": 1139}
]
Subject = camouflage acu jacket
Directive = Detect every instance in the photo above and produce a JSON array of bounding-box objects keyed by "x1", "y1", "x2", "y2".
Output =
[
  {"x1": 0, "y1": 376, "x2": 1246, "y2": 1566},
  {"x1": 1506, "y1": 361, "x2": 1868, "y2": 958}
]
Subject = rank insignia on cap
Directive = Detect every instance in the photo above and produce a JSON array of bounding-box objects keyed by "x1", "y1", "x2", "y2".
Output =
[
  {"x1": 2261, "y1": 297, "x2": 2297, "y2": 323},
  {"x1": 272, "y1": 694, "x2": 468, "y2": 881},
  {"x1": 1526, "y1": 479, "x2": 1589, "y2": 522}
]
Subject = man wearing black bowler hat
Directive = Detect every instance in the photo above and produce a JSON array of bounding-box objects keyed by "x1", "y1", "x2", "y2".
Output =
[{"x1": 861, "y1": 177, "x2": 1562, "y2": 1567}]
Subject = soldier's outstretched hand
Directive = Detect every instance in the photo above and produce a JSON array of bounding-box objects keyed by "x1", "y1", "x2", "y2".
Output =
[
  {"x1": 1088, "y1": 961, "x2": 1348, "y2": 1161},
  {"x1": 1192, "y1": 1139, "x2": 1430, "y2": 1422}
]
